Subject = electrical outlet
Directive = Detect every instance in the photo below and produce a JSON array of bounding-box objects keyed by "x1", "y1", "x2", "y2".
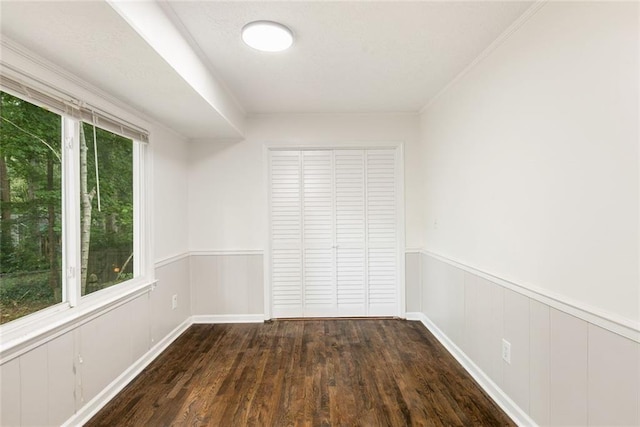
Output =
[
  {"x1": 172, "y1": 294, "x2": 178, "y2": 310},
  {"x1": 502, "y1": 339, "x2": 511, "y2": 364}
]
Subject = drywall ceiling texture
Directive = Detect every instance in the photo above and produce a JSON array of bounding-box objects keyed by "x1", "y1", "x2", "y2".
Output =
[
  {"x1": 166, "y1": 1, "x2": 533, "y2": 113},
  {"x1": 420, "y1": 1, "x2": 639, "y2": 322},
  {"x1": 0, "y1": 1, "x2": 238, "y2": 138}
]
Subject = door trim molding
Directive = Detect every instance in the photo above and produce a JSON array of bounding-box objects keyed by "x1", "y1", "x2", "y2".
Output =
[{"x1": 263, "y1": 143, "x2": 406, "y2": 320}]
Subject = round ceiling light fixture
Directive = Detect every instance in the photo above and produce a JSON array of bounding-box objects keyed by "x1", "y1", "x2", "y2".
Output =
[{"x1": 242, "y1": 20, "x2": 293, "y2": 52}]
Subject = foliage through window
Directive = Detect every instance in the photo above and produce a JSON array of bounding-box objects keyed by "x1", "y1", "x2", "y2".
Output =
[
  {"x1": 0, "y1": 90, "x2": 138, "y2": 325},
  {"x1": 0, "y1": 92, "x2": 62, "y2": 324},
  {"x1": 80, "y1": 123, "x2": 133, "y2": 296}
]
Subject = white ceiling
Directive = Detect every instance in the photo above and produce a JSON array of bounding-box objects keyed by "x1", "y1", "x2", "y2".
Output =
[
  {"x1": 0, "y1": 1, "x2": 533, "y2": 138},
  {"x1": 0, "y1": 1, "x2": 241, "y2": 138},
  {"x1": 167, "y1": 1, "x2": 533, "y2": 114}
]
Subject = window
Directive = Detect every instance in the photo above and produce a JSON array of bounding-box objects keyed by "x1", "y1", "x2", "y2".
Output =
[
  {"x1": 80, "y1": 123, "x2": 134, "y2": 296},
  {"x1": 0, "y1": 92, "x2": 63, "y2": 323},
  {"x1": 0, "y1": 88, "x2": 147, "y2": 326}
]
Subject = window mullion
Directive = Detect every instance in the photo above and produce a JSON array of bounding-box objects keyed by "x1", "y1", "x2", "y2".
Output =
[
  {"x1": 134, "y1": 141, "x2": 152, "y2": 282},
  {"x1": 62, "y1": 117, "x2": 81, "y2": 307}
]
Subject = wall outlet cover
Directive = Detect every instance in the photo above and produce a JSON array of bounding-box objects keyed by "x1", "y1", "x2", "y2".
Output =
[{"x1": 502, "y1": 339, "x2": 511, "y2": 364}]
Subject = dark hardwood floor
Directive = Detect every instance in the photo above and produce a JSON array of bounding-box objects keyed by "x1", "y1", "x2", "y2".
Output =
[{"x1": 87, "y1": 319, "x2": 514, "y2": 426}]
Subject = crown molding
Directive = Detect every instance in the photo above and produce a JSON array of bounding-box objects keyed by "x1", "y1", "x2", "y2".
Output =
[{"x1": 419, "y1": 0, "x2": 548, "y2": 115}]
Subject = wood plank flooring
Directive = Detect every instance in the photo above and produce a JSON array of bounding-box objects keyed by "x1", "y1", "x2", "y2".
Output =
[{"x1": 87, "y1": 319, "x2": 514, "y2": 426}]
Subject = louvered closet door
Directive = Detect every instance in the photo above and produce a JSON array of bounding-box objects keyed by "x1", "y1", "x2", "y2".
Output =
[
  {"x1": 366, "y1": 150, "x2": 397, "y2": 316},
  {"x1": 335, "y1": 150, "x2": 366, "y2": 316},
  {"x1": 269, "y1": 148, "x2": 398, "y2": 318},
  {"x1": 270, "y1": 151, "x2": 303, "y2": 318},
  {"x1": 302, "y1": 151, "x2": 336, "y2": 316}
]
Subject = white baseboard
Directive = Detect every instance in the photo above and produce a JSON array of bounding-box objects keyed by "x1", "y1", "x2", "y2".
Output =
[
  {"x1": 191, "y1": 314, "x2": 265, "y2": 324},
  {"x1": 62, "y1": 318, "x2": 192, "y2": 427},
  {"x1": 405, "y1": 312, "x2": 537, "y2": 427}
]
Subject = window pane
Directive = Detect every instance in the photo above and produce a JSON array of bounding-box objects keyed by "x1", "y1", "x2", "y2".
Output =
[
  {"x1": 80, "y1": 123, "x2": 134, "y2": 296},
  {"x1": 0, "y1": 91, "x2": 63, "y2": 324}
]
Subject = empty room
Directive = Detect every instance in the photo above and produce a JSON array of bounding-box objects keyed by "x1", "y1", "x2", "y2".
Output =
[{"x1": 0, "y1": 1, "x2": 638, "y2": 426}]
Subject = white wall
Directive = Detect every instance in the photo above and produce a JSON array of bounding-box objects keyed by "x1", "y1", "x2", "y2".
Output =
[
  {"x1": 149, "y1": 122, "x2": 191, "y2": 337},
  {"x1": 188, "y1": 113, "x2": 422, "y2": 251},
  {"x1": 187, "y1": 114, "x2": 421, "y2": 317},
  {"x1": 152, "y1": 125, "x2": 190, "y2": 261},
  {"x1": 415, "y1": 2, "x2": 640, "y2": 426},
  {"x1": 420, "y1": 1, "x2": 639, "y2": 323}
]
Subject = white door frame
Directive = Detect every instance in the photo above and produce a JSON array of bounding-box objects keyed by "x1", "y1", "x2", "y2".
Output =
[{"x1": 263, "y1": 142, "x2": 406, "y2": 320}]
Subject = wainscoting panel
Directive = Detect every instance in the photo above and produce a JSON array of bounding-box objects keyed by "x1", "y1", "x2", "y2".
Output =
[
  {"x1": 0, "y1": 357, "x2": 20, "y2": 425},
  {"x1": 0, "y1": 255, "x2": 192, "y2": 427},
  {"x1": 528, "y1": 299, "x2": 550, "y2": 426},
  {"x1": 152, "y1": 256, "x2": 191, "y2": 344},
  {"x1": 502, "y1": 289, "x2": 530, "y2": 413},
  {"x1": 20, "y1": 343, "x2": 49, "y2": 425},
  {"x1": 47, "y1": 332, "x2": 76, "y2": 425},
  {"x1": 587, "y1": 323, "x2": 640, "y2": 425},
  {"x1": 549, "y1": 308, "x2": 588, "y2": 426},
  {"x1": 423, "y1": 256, "x2": 465, "y2": 345},
  {"x1": 190, "y1": 253, "x2": 264, "y2": 316},
  {"x1": 80, "y1": 302, "x2": 140, "y2": 405},
  {"x1": 404, "y1": 252, "x2": 422, "y2": 313},
  {"x1": 462, "y1": 273, "x2": 504, "y2": 387},
  {"x1": 416, "y1": 251, "x2": 640, "y2": 427}
]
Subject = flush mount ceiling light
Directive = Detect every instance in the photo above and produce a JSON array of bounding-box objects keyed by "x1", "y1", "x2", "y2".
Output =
[{"x1": 242, "y1": 21, "x2": 293, "y2": 52}]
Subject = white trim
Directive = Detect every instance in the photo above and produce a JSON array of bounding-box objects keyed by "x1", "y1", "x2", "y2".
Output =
[
  {"x1": 136, "y1": 139, "x2": 153, "y2": 284},
  {"x1": 154, "y1": 252, "x2": 190, "y2": 268},
  {"x1": 263, "y1": 145, "x2": 272, "y2": 320},
  {"x1": 62, "y1": 117, "x2": 80, "y2": 308},
  {"x1": 249, "y1": 112, "x2": 419, "y2": 119},
  {"x1": 264, "y1": 141, "x2": 404, "y2": 151},
  {"x1": 0, "y1": 280, "x2": 156, "y2": 364},
  {"x1": 192, "y1": 314, "x2": 265, "y2": 324},
  {"x1": 419, "y1": 0, "x2": 547, "y2": 114},
  {"x1": 189, "y1": 250, "x2": 264, "y2": 256},
  {"x1": 62, "y1": 318, "x2": 192, "y2": 427},
  {"x1": 404, "y1": 248, "x2": 422, "y2": 254},
  {"x1": 420, "y1": 250, "x2": 640, "y2": 342},
  {"x1": 406, "y1": 312, "x2": 536, "y2": 427},
  {"x1": 396, "y1": 145, "x2": 406, "y2": 319}
]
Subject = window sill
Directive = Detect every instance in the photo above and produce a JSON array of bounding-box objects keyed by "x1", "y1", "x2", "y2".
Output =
[{"x1": 0, "y1": 278, "x2": 157, "y2": 364}]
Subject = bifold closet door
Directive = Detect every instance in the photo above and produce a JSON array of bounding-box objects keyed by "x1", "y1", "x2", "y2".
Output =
[
  {"x1": 269, "y1": 148, "x2": 398, "y2": 318},
  {"x1": 334, "y1": 150, "x2": 367, "y2": 316},
  {"x1": 270, "y1": 151, "x2": 303, "y2": 317},
  {"x1": 365, "y1": 150, "x2": 398, "y2": 316},
  {"x1": 301, "y1": 151, "x2": 335, "y2": 316}
]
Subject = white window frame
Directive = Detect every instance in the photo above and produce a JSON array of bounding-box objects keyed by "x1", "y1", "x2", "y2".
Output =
[{"x1": 0, "y1": 88, "x2": 154, "y2": 362}]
